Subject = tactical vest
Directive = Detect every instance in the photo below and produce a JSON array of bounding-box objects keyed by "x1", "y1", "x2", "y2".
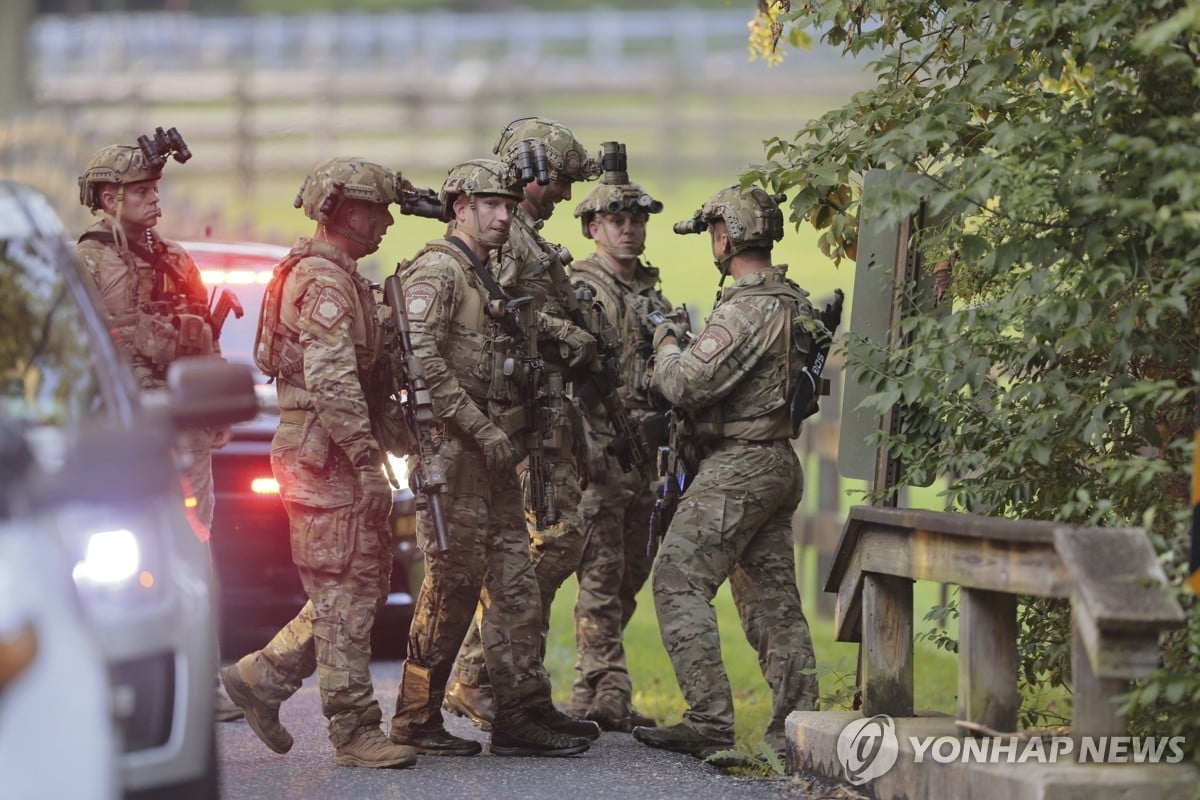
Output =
[
  {"x1": 571, "y1": 257, "x2": 671, "y2": 413},
  {"x1": 689, "y1": 278, "x2": 814, "y2": 442},
  {"x1": 255, "y1": 240, "x2": 380, "y2": 389},
  {"x1": 397, "y1": 241, "x2": 524, "y2": 414},
  {"x1": 76, "y1": 228, "x2": 214, "y2": 373}
]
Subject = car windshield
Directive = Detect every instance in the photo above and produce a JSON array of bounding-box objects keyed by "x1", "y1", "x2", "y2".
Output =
[{"x1": 0, "y1": 234, "x2": 108, "y2": 428}]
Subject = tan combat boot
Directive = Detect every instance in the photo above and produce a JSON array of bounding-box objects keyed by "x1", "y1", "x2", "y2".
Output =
[
  {"x1": 334, "y1": 726, "x2": 417, "y2": 769},
  {"x1": 220, "y1": 663, "x2": 292, "y2": 753},
  {"x1": 442, "y1": 677, "x2": 496, "y2": 731},
  {"x1": 214, "y1": 688, "x2": 245, "y2": 723}
]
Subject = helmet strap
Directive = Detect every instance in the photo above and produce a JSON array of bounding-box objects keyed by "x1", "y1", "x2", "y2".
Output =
[
  {"x1": 326, "y1": 201, "x2": 380, "y2": 252},
  {"x1": 450, "y1": 196, "x2": 506, "y2": 248},
  {"x1": 98, "y1": 190, "x2": 131, "y2": 254}
]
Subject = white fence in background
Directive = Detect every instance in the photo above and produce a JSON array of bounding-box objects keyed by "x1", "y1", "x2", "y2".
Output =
[{"x1": 7, "y1": 8, "x2": 870, "y2": 236}]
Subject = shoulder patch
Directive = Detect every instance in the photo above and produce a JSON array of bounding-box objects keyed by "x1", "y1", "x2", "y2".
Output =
[
  {"x1": 309, "y1": 286, "x2": 352, "y2": 330},
  {"x1": 691, "y1": 324, "x2": 734, "y2": 364},
  {"x1": 405, "y1": 282, "x2": 438, "y2": 322}
]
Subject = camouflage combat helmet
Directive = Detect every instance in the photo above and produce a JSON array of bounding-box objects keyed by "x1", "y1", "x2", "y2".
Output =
[
  {"x1": 79, "y1": 126, "x2": 191, "y2": 210},
  {"x1": 439, "y1": 158, "x2": 525, "y2": 217},
  {"x1": 574, "y1": 184, "x2": 663, "y2": 239},
  {"x1": 294, "y1": 157, "x2": 408, "y2": 224},
  {"x1": 679, "y1": 185, "x2": 785, "y2": 255},
  {"x1": 78, "y1": 145, "x2": 164, "y2": 210},
  {"x1": 573, "y1": 141, "x2": 662, "y2": 238},
  {"x1": 493, "y1": 117, "x2": 600, "y2": 184}
]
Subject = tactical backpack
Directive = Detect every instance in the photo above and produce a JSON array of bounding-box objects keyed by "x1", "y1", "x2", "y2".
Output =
[{"x1": 253, "y1": 251, "x2": 305, "y2": 381}]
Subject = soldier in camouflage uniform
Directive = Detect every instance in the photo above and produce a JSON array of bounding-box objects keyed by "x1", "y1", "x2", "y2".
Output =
[
  {"x1": 75, "y1": 137, "x2": 229, "y2": 535},
  {"x1": 565, "y1": 156, "x2": 671, "y2": 732},
  {"x1": 75, "y1": 135, "x2": 244, "y2": 722},
  {"x1": 444, "y1": 118, "x2": 603, "y2": 728},
  {"x1": 219, "y1": 157, "x2": 417, "y2": 769},
  {"x1": 387, "y1": 158, "x2": 595, "y2": 757},
  {"x1": 633, "y1": 186, "x2": 819, "y2": 759}
]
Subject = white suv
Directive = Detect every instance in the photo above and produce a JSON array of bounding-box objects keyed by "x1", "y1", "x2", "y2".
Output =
[{"x1": 0, "y1": 180, "x2": 258, "y2": 799}]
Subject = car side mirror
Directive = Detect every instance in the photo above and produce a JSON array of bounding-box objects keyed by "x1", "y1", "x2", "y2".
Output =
[{"x1": 165, "y1": 357, "x2": 259, "y2": 429}]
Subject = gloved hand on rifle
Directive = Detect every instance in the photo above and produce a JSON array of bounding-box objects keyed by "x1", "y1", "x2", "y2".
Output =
[
  {"x1": 354, "y1": 456, "x2": 393, "y2": 520},
  {"x1": 560, "y1": 323, "x2": 598, "y2": 368},
  {"x1": 652, "y1": 318, "x2": 690, "y2": 350},
  {"x1": 458, "y1": 404, "x2": 519, "y2": 473}
]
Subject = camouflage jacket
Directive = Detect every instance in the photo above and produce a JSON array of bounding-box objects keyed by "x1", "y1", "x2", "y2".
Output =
[
  {"x1": 272, "y1": 236, "x2": 383, "y2": 472},
  {"x1": 397, "y1": 239, "x2": 527, "y2": 439},
  {"x1": 651, "y1": 265, "x2": 815, "y2": 442},
  {"x1": 496, "y1": 206, "x2": 588, "y2": 357},
  {"x1": 570, "y1": 253, "x2": 672, "y2": 423},
  {"x1": 76, "y1": 220, "x2": 215, "y2": 387}
]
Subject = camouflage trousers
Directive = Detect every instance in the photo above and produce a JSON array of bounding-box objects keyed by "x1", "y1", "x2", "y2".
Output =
[
  {"x1": 392, "y1": 437, "x2": 554, "y2": 734},
  {"x1": 233, "y1": 449, "x2": 392, "y2": 749},
  {"x1": 450, "y1": 453, "x2": 586, "y2": 690},
  {"x1": 569, "y1": 437, "x2": 655, "y2": 709},
  {"x1": 652, "y1": 439, "x2": 818, "y2": 754},
  {"x1": 176, "y1": 427, "x2": 215, "y2": 529}
]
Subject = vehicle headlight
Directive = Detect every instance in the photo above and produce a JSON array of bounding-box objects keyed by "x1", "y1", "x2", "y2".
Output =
[
  {"x1": 72, "y1": 528, "x2": 140, "y2": 587},
  {"x1": 386, "y1": 453, "x2": 409, "y2": 488},
  {"x1": 52, "y1": 506, "x2": 163, "y2": 598}
]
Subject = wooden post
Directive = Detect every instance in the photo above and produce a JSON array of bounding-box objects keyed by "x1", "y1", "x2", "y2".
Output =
[
  {"x1": 957, "y1": 588, "x2": 1018, "y2": 732},
  {"x1": 861, "y1": 572, "x2": 913, "y2": 716},
  {"x1": 1071, "y1": 604, "x2": 1126, "y2": 741}
]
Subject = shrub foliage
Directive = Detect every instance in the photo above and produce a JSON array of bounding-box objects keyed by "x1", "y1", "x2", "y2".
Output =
[{"x1": 745, "y1": 1, "x2": 1200, "y2": 753}]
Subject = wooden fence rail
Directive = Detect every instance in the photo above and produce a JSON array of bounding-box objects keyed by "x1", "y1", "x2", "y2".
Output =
[{"x1": 824, "y1": 505, "x2": 1185, "y2": 740}]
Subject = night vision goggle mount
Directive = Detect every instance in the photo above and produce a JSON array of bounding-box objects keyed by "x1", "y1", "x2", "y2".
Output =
[
  {"x1": 593, "y1": 141, "x2": 663, "y2": 214},
  {"x1": 137, "y1": 126, "x2": 191, "y2": 170},
  {"x1": 673, "y1": 217, "x2": 708, "y2": 235},
  {"x1": 673, "y1": 191, "x2": 787, "y2": 236},
  {"x1": 515, "y1": 139, "x2": 551, "y2": 186},
  {"x1": 399, "y1": 186, "x2": 447, "y2": 221}
]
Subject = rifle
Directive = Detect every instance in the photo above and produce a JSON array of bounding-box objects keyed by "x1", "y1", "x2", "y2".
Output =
[
  {"x1": 643, "y1": 307, "x2": 695, "y2": 346},
  {"x1": 382, "y1": 275, "x2": 451, "y2": 553},
  {"x1": 788, "y1": 288, "x2": 844, "y2": 434},
  {"x1": 646, "y1": 411, "x2": 693, "y2": 555},
  {"x1": 542, "y1": 247, "x2": 654, "y2": 483},
  {"x1": 209, "y1": 286, "x2": 244, "y2": 341},
  {"x1": 507, "y1": 296, "x2": 557, "y2": 530}
]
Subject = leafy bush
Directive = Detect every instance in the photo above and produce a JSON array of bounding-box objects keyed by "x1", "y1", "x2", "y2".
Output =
[{"x1": 745, "y1": 0, "x2": 1200, "y2": 754}]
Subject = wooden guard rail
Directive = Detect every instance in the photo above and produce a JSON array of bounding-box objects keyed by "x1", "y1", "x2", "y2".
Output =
[{"x1": 824, "y1": 506, "x2": 1185, "y2": 739}]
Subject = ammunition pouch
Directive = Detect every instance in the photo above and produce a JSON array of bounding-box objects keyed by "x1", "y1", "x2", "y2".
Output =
[
  {"x1": 293, "y1": 412, "x2": 336, "y2": 471},
  {"x1": 450, "y1": 447, "x2": 491, "y2": 499},
  {"x1": 174, "y1": 312, "x2": 213, "y2": 358},
  {"x1": 132, "y1": 308, "x2": 214, "y2": 368}
]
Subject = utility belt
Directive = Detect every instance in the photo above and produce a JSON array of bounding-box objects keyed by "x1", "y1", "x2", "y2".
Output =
[{"x1": 700, "y1": 437, "x2": 788, "y2": 459}]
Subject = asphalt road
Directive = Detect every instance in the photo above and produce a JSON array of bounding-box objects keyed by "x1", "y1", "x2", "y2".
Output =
[{"x1": 217, "y1": 660, "x2": 825, "y2": 800}]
